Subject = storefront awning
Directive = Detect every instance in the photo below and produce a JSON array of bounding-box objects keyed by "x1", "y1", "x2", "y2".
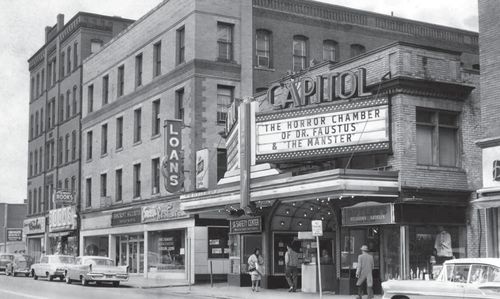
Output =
[{"x1": 471, "y1": 196, "x2": 500, "y2": 209}]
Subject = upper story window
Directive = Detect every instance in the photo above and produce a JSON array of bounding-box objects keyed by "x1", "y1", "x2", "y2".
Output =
[
  {"x1": 87, "y1": 85, "x2": 94, "y2": 113},
  {"x1": 152, "y1": 99, "x2": 161, "y2": 136},
  {"x1": 90, "y1": 39, "x2": 103, "y2": 54},
  {"x1": 67, "y1": 47, "x2": 71, "y2": 74},
  {"x1": 134, "y1": 108, "x2": 142, "y2": 143},
  {"x1": 177, "y1": 27, "x2": 185, "y2": 65},
  {"x1": 85, "y1": 178, "x2": 92, "y2": 208},
  {"x1": 350, "y1": 44, "x2": 366, "y2": 58},
  {"x1": 135, "y1": 53, "x2": 143, "y2": 88},
  {"x1": 41, "y1": 69, "x2": 44, "y2": 93},
  {"x1": 30, "y1": 77, "x2": 35, "y2": 100},
  {"x1": 153, "y1": 42, "x2": 162, "y2": 77},
  {"x1": 52, "y1": 58, "x2": 57, "y2": 85},
  {"x1": 102, "y1": 75, "x2": 109, "y2": 105},
  {"x1": 293, "y1": 35, "x2": 308, "y2": 72},
  {"x1": 175, "y1": 88, "x2": 184, "y2": 121},
  {"x1": 36, "y1": 74, "x2": 40, "y2": 98},
  {"x1": 256, "y1": 29, "x2": 271, "y2": 68},
  {"x1": 493, "y1": 160, "x2": 500, "y2": 181},
  {"x1": 58, "y1": 95, "x2": 64, "y2": 122},
  {"x1": 72, "y1": 86, "x2": 78, "y2": 115},
  {"x1": 323, "y1": 40, "x2": 338, "y2": 62},
  {"x1": 86, "y1": 130, "x2": 93, "y2": 161},
  {"x1": 73, "y1": 42, "x2": 78, "y2": 69},
  {"x1": 66, "y1": 90, "x2": 71, "y2": 119},
  {"x1": 116, "y1": 117, "x2": 123, "y2": 149},
  {"x1": 101, "y1": 123, "x2": 108, "y2": 156},
  {"x1": 217, "y1": 22, "x2": 233, "y2": 61},
  {"x1": 60, "y1": 52, "x2": 65, "y2": 77},
  {"x1": 117, "y1": 65, "x2": 125, "y2": 97},
  {"x1": 217, "y1": 85, "x2": 234, "y2": 124},
  {"x1": 416, "y1": 108, "x2": 459, "y2": 167}
]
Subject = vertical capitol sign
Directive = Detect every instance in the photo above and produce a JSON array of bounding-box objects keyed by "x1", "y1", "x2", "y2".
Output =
[{"x1": 163, "y1": 119, "x2": 183, "y2": 193}]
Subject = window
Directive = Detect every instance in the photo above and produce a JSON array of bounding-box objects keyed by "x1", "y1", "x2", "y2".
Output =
[
  {"x1": 48, "y1": 63, "x2": 52, "y2": 87},
  {"x1": 28, "y1": 191, "x2": 32, "y2": 215},
  {"x1": 293, "y1": 36, "x2": 308, "y2": 72},
  {"x1": 64, "y1": 178, "x2": 69, "y2": 190},
  {"x1": 134, "y1": 108, "x2": 142, "y2": 143},
  {"x1": 217, "y1": 85, "x2": 234, "y2": 124},
  {"x1": 72, "y1": 86, "x2": 77, "y2": 115},
  {"x1": 117, "y1": 65, "x2": 124, "y2": 97},
  {"x1": 217, "y1": 148, "x2": 227, "y2": 181},
  {"x1": 153, "y1": 42, "x2": 162, "y2": 77},
  {"x1": 39, "y1": 147, "x2": 43, "y2": 172},
  {"x1": 115, "y1": 169, "x2": 122, "y2": 202},
  {"x1": 58, "y1": 137, "x2": 63, "y2": 165},
  {"x1": 323, "y1": 40, "x2": 337, "y2": 61},
  {"x1": 36, "y1": 74, "x2": 40, "y2": 97},
  {"x1": 29, "y1": 114, "x2": 33, "y2": 139},
  {"x1": 152, "y1": 158, "x2": 160, "y2": 194},
  {"x1": 416, "y1": 109, "x2": 459, "y2": 167},
  {"x1": 469, "y1": 264, "x2": 500, "y2": 283},
  {"x1": 50, "y1": 140, "x2": 55, "y2": 168},
  {"x1": 33, "y1": 189, "x2": 37, "y2": 214},
  {"x1": 34, "y1": 150, "x2": 38, "y2": 175},
  {"x1": 52, "y1": 58, "x2": 56, "y2": 84},
  {"x1": 38, "y1": 186, "x2": 42, "y2": 212},
  {"x1": 494, "y1": 160, "x2": 500, "y2": 181},
  {"x1": 133, "y1": 163, "x2": 141, "y2": 198},
  {"x1": 66, "y1": 90, "x2": 71, "y2": 119},
  {"x1": 73, "y1": 42, "x2": 78, "y2": 69},
  {"x1": 175, "y1": 89, "x2": 184, "y2": 120},
  {"x1": 256, "y1": 29, "x2": 271, "y2": 68},
  {"x1": 217, "y1": 22, "x2": 233, "y2": 61},
  {"x1": 51, "y1": 98, "x2": 55, "y2": 127},
  {"x1": 100, "y1": 173, "x2": 107, "y2": 197},
  {"x1": 40, "y1": 108, "x2": 44, "y2": 132},
  {"x1": 102, "y1": 75, "x2": 109, "y2": 105},
  {"x1": 30, "y1": 77, "x2": 35, "y2": 100},
  {"x1": 67, "y1": 47, "x2": 71, "y2": 73},
  {"x1": 86, "y1": 131, "x2": 93, "y2": 160},
  {"x1": 350, "y1": 44, "x2": 366, "y2": 58},
  {"x1": 177, "y1": 27, "x2": 185, "y2": 64},
  {"x1": 65, "y1": 134, "x2": 69, "y2": 163},
  {"x1": 29, "y1": 152, "x2": 33, "y2": 176},
  {"x1": 41, "y1": 69, "x2": 44, "y2": 92},
  {"x1": 152, "y1": 99, "x2": 161, "y2": 136},
  {"x1": 86, "y1": 178, "x2": 92, "y2": 208},
  {"x1": 90, "y1": 40, "x2": 102, "y2": 54},
  {"x1": 60, "y1": 52, "x2": 65, "y2": 77},
  {"x1": 87, "y1": 85, "x2": 94, "y2": 113},
  {"x1": 116, "y1": 117, "x2": 123, "y2": 149},
  {"x1": 71, "y1": 130, "x2": 76, "y2": 160},
  {"x1": 59, "y1": 95, "x2": 64, "y2": 122},
  {"x1": 35, "y1": 112, "x2": 39, "y2": 136},
  {"x1": 135, "y1": 53, "x2": 143, "y2": 87},
  {"x1": 101, "y1": 123, "x2": 108, "y2": 155},
  {"x1": 71, "y1": 176, "x2": 76, "y2": 193}
]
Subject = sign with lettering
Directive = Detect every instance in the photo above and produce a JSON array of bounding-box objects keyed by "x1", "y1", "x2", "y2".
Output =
[
  {"x1": 111, "y1": 208, "x2": 142, "y2": 226},
  {"x1": 7, "y1": 229, "x2": 23, "y2": 242},
  {"x1": 52, "y1": 190, "x2": 74, "y2": 206},
  {"x1": 196, "y1": 148, "x2": 209, "y2": 191},
  {"x1": 49, "y1": 206, "x2": 77, "y2": 232},
  {"x1": 163, "y1": 119, "x2": 183, "y2": 193},
  {"x1": 311, "y1": 220, "x2": 323, "y2": 237},
  {"x1": 229, "y1": 216, "x2": 262, "y2": 234},
  {"x1": 342, "y1": 203, "x2": 394, "y2": 226},
  {"x1": 255, "y1": 97, "x2": 389, "y2": 162},
  {"x1": 23, "y1": 217, "x2": 46, "y2": 235},
  {"x1": 142, "y1": 201, "x2": 188, "y2": 223}
]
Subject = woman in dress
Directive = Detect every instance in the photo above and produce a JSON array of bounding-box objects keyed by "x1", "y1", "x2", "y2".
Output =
[{"x1": 248, "y1": 248, "x2": 264, "y2": 292}]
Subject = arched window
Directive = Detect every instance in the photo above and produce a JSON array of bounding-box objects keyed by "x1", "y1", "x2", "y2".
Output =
[
  {"x1": 350, "y1": 44, "x2": 366, "y2": 58},
  {"x1": 256, "y1": 29, "x2": 272, "y2": 68},
  {"x1": 323, "y1": 40, "x2": 338, "y2": 62},
  {"x1": 293, "y1": 35, "x2": 308, "y2": 72}
]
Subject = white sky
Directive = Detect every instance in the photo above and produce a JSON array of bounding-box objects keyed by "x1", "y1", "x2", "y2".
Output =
[{"x1": 0, "y1": 0, "x2": 478, "y2": 203}]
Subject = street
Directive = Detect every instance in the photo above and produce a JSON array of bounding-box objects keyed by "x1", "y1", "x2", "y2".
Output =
[{"x1": 0, "y1": 274, "x2": 205, "y2": 299}]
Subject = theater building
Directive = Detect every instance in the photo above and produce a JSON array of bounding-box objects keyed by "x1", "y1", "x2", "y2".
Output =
[{"x1": 180, "y1": 41, "x2": 481, "y2": 294}]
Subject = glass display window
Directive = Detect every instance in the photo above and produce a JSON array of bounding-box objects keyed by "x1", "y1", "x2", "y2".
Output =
[
  {"x1": 273, "y1": 232, "x2": 297, "y2": 275},
  {"x1": 229, "y1": 234, "x2": 241, "y2": 274},
  {"x1": 147, "y1": 229, "x2": 185, "y2": 273},
  {"x1": 208, "y1": 227, "x2": 229, "y2": 259},
  {"x1": 84, "y1": 235, "x2": 108, "y2": 256},
  {"x1": 340, "y1": 227, "x2": 380, "y2": 274}
]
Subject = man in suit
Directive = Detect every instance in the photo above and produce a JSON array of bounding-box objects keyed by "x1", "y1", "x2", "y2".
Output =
[{"x1": 356, "y1": 245, "x2": 374, "y2": 299}]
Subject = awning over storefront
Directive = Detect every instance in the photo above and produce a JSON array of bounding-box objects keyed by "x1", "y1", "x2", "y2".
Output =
[
  {"x1": 471, "y1": 196, "x2": 500, "y2": 209},
  {"x1": 181, "y1": 169, "x2": 399, "y2": 213}
]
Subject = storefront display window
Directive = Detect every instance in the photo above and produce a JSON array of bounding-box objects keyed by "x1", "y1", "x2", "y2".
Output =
[
  {"x1": 49, "y1": 234, "x2": 78, "y2": 256},
  {"x1": 229, "y1": 234, "x2": 240, "y2": 274},
  {"x1": 27, "y1": 237, "x2": 43, "y2": 263},
  {"x1": 147, "y1": 229, "x2": 185, "y2": 273},
  {"x1": 273, "y1": 233, "x2": 296, "y2": 274},
  {"x1": 341, "y1": 227, "x2": 380, "y2": 273},
  {"x1": 84, "y1": 235, "x2": 108, "y2": 256},
  {"x1": 208, "y1": 227, "x2": 229, "y2": 258},
  {"x1": 381, "y1": 226, "x2": 400, "y2": 280}
]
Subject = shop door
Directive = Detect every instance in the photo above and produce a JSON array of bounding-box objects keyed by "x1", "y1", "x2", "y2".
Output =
[
  {"x1": 242, "y1": 235, "x2": 262, "y2": 273},
  {"x1": 127, "y1": 240, "x2": 144, "y2": 274}
]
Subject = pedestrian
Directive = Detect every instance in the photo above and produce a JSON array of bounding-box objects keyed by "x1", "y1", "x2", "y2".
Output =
[
  {"x1": 285, "y1": 244, "x2": 299, "y2": 292},
  {"x1": 356, "y1": 245, "x2": 374, "y2": 299},
  {"x1": 248, "y1": 248, "x2": 264, "y2": 292}
]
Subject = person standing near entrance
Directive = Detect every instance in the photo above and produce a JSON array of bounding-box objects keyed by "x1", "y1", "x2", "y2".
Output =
[
  {"x1": 356, "y1": 245, "x2": 374, "y2": 299},
  {"x1": 248, "y1": 248, "x2": 264, "y2": 292},
  {"x1": 285, "y1": 244, "x2": 299, "y2": 292}
]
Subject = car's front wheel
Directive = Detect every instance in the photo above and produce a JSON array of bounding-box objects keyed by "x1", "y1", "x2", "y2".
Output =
[
  {"x1": 65, "y1": 274, "x2": 71, "y2": 284},
  {"x1": 48, "y1": 274, "x2": 53, "y2": 281},
  {"x1": 81, "y1": 276, "x2": 89, "y2": 286},
  {"x1": 32, "y1": 270, "x2": 38, "y2": 280}
]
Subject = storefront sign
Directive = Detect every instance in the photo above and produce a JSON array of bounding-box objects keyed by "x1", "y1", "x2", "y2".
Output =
[
  {"x1": 111, "y1": 207, "x2": 142, "y2": 226},
  {"x1": 52, "y1": 190, "x2": 74, "y2": 206},
  {"x1": 141, "y1": 201, "x2": 188, "y2": 223},
  {"x1": 23, "y1": 216, "x2": 46, "y2": 235},
  {"x1": 163, "y1": 119, "x2": 183, "y2": 193},
  {"x1": 229, "y1": 216, "x2": 262, "y2": 234},
  {"x1": 255, "y1": 98, "x2": 389, "y2": 162},
  {"x1": 49, "y1": 206, "x2": 77, "y2": 232},
  {"x1": 267, "y1": 68, "x2": 370, "y2": 109},
  {"x1": 342, "y1": 203, "x2": 394, "y2": 226},
  {"x1": 311, "y1": 220, "x2": 323, "y2": 237},
  {"x1": 196, "y1": 148, "x2": 209, "y2": 191},
  {"x1": 7, "y1": 229, "x2": 23, "y2": 242}
]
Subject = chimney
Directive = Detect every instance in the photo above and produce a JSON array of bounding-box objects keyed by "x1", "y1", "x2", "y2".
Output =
[
  {"x1": 45, "y1": 26, "x2": 51, "y2": 43},
  {"x1": 57, "y1": 14, "x2": 65, "y2": 30}
]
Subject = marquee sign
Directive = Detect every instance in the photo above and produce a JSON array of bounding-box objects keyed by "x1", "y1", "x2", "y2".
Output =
[
  {"x1": 23, "y1": 216, "x2": 46, "y2": 235},
  {"x1": 255, "y1": 97, "x2": 390, "y2": 162},
  {"x1": 142, "y1": 201, "x2": 188, "y2": 223},
  {"x1": 163, "y1": 119, "x2": 183, "y2": 193},
  {"x1": 49, "y1": 206, "x2": 77, "y2": 232}
]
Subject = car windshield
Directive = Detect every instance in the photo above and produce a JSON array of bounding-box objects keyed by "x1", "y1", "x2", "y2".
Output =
[
  {"x1": 86, "y1": 258, "x2": 114, "y2": 267},
  {"x1": 51, "y1": 256, "x2": 75, "y2": 264},
  {"x1": 0, "y1": 255, "x2": 14, "y2": 261}
]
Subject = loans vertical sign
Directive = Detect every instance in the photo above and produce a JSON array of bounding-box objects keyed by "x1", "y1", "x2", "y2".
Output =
[{"x1": 163, "y1": 119, "x2": 183, "y2": 193}]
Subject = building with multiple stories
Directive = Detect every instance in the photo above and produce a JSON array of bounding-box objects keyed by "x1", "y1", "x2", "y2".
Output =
[
  {"x1": 0, "y1": 203, "x2": 27, "y2": 253},
  {"x1": 26, "y1": 13, "x2": 133, "y2": 261}
]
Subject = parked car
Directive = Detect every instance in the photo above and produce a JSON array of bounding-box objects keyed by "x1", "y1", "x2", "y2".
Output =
[
  {"x1": 0, "y1": 254, "x2": 15, "y2": 273},
  {"x1": 65, "y1": 256, "x2": 128, "y2": 287},
  {"x1": 382, "y1": 258, "x2": 500, "y2": 299},
  {"x1": 30, "y1": 255, "x2": 75, "y2": 281},
  {"x1": 5, "y1": 254, "x2": 33, "y2": 277}
]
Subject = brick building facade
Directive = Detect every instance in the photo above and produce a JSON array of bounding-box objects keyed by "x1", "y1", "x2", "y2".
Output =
[{"x1": 0, "y1": 203, "x2": 27, "y2": 253}]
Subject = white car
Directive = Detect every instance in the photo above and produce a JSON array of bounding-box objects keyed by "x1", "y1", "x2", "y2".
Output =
[
  {"x1": 382, "y1": 258, "x2": 500, "y2": 299},
  {"x1": 30, "y1": 255, "x2": 75, "y2": 281},
  {"x1": 65, "y1": 256, "x2": 128, "y2": 287}
]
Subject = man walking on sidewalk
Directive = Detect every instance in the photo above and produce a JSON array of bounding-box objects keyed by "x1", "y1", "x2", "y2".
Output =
[
  {"x1": 356, "y1": 245, "x2": 374, "y2": 299},
  {"x1": 285, "y1": 244, "x2": 299, "y2": 292}
]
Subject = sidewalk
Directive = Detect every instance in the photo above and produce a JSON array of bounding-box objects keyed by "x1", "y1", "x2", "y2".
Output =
[{"x1": 123, "y1": 275, "x2": 188, "y2": 288}]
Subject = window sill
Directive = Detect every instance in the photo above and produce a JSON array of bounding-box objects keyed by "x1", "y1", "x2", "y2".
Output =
[
  {"x1": 216, "y1": 58, "x2": 237, "y2": 64},
  {"x1": 254, "y1": 66, "x2": 275, "y2": 72},
  {"x1": 416, "y1": 165, "x2": 464, "y2": 172},
  {"x1": 101, "y1": 153, "x2": 108, "y2": 158},
  {"x1": 133, "y1": 140, "x2": 142, "y2": 147},
  {"x1": 86, "y1": 158, "x2": 93, "y2": 163},
  {"x1": 115, "y1": 147, "x2": 123, "y2": 153},
  {"x1": 151, "y1": 134, "x2": 161, "y2": 141},
  {"x1": 133, "y1": 196, "x2": 142, "y2": 201}
]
